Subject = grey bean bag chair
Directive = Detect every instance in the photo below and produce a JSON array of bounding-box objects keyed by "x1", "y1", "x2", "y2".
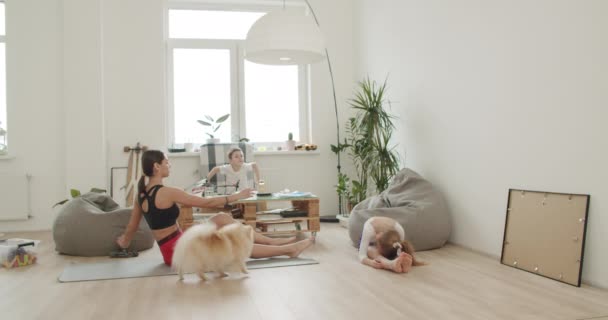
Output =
[
  {"x1": 53, "y1": 192, "x2": 154, "y2": 256},
  {"x1": 348, "y1": 168, "x2": 451, "y2": 251}
]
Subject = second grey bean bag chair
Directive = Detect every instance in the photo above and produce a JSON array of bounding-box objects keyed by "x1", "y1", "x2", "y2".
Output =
[
  {"x1": 348, "y1": 168, "x2": 451, "y2": 251},
  {"x1": 53, "y1": 192, "x2": 154, "y2": 256}
]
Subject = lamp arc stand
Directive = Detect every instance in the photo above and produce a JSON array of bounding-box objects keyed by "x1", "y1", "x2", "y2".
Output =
[{"x1": 304, "y1": 0, "x2": 342, "y2": 223}]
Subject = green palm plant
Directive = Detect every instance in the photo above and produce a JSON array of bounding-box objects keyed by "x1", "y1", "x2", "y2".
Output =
[
  {"x1": 53, "y1": 188, "x2": 107, "y2": 208},
  {"x1": 332, "y1": 76, "x2": 400, "y2": 208},
  {"x1": 197, "y1": 114, "x2": 230, "y2": 139}
]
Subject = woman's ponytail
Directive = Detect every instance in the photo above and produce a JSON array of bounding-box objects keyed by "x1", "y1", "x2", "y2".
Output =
[
  {"x1": 138, "y1": 175, "x2": 146, "y2": 197},
  {"x1": 137, "y1": 149, "x2": 166, "y2": 197}
]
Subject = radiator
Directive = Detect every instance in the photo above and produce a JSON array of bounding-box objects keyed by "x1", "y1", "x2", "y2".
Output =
[
  {"x1": 259, "y1": 168, "x2": 281, "y2": 193},
  {"x1": 0, "y1": 174, "x2": 32, "y2": 221},
  {"x1": 258, "y1": 168, "x2": 285, "y2": 210}
]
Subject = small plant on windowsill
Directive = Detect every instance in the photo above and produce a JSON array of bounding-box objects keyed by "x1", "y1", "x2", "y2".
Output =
[
  {"x1": 197, "y1": 113, "x2": 230, "y2": 144},
  {"x1": 0, "y1": 121, "x2": 7, "y2": 155},
  {"x1": 285, "y1": 132, "x2": 296, "y2": 151}
]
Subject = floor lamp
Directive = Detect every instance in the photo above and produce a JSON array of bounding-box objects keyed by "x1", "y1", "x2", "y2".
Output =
[{"x1": 244, "y1": 1, "x2": 342, "y2": 222}]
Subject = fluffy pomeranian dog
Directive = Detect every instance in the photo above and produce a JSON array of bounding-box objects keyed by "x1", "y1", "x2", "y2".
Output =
[{"x1": 172, "y1": 222, "x2": 254, "y2": 281}]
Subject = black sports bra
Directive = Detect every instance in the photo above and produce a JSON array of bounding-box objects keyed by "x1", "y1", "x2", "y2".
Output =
[{"x1": 138, "y1": 185, "x2": 180, "y2": 230}]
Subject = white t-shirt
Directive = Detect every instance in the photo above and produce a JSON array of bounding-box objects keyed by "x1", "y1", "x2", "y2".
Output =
[
  {"x1": 219, "y1": 163, "x2": 254, "y2": 193},
  {"x1": 358, "y1": 218, "x2": 405, "y2": 262}
]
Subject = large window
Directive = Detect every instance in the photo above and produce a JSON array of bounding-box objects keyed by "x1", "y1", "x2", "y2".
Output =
[
  {"x1": 0, "y1": 2, "x2": 6, "y2": 150},
  {"x1": 167, "y1": 6, "x2": 309, "y2": 147}
]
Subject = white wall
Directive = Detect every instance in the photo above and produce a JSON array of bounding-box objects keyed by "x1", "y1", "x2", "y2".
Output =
[
  {"x1": 306, "y1": 0, "x2": 355, "y2": 216},
  {"x1": 0, "y1": 0, "x2": 65, "y2": 230},
  {"x1": 63, "y1": 0, "x2": 107, "y2": 194},
  {"x1": 355, "y1": 0, "x2": 608, "y2": 288},
  {"x1": 0, "y1": 0, "x2": 354, "y2": 230},
  {"x1": 102, "y1": 0, "x2": 166, "y2": 169}
]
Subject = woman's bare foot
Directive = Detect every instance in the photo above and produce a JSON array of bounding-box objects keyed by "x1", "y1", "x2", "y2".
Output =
[
  {"x1": 400, "y1": 253, "x2": 413, "y2": 273},
  {"x1": 287, "y1": 238, "x2": 314, "y2": 258}
]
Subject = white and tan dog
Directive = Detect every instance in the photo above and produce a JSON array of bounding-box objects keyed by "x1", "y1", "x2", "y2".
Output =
[{"x1": 172, "y1": 222, "x2": 254, "y2": 281}]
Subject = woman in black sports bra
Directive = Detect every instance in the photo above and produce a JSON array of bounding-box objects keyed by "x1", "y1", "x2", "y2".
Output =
[{"x1": 116, "y1": 150, "x2": 314, "y2": 266}]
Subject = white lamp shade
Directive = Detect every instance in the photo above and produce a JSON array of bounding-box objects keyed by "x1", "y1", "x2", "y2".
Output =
[{"x1": 245, "y1": 10, "x2": 325, "y2": 65}]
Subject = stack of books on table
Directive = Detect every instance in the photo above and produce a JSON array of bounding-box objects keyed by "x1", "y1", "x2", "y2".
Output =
[{"x1": 273, "y1": 191, "x2": 314, "y2": 198}]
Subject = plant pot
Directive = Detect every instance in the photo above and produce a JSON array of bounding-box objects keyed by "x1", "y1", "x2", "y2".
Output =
[
  {"x1": 184, "y1": 143, "x2": 194, "y2": 152},
  {"x1": 206, "y1": 138, "x2": 220, "y2": 144},
  {"x1": 285, "y1": 140, "x2": 296, "y2": 151},
  {"x1": 339, "y1": 196, "x2": 354, "y2": 217}
]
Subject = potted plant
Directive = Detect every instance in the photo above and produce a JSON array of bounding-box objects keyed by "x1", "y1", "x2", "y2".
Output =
[
  {"x1": 332, "y1": 76, "x2": 400, "y2": 214},
  {"x1": 53, "y1": 188, "x2": 107, "y2": 208},
  {"x1": 285, "y1": 132, "x2": 296, "y2": 151},
  {"x1": 197, "y1": 114, "x2": 230, "y2": 144}
]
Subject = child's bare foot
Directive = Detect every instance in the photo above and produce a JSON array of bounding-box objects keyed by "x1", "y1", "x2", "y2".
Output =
[
  {"x1": 269, "y1": 236, "x2": 297, "y2": 246},
  {"x1": 379, "y1": 257, "x2": 403, "y2": 273},
  {"x1": 288, "y1": 239, "x2": 314, "y2": 258},
  {"x1": 400, "y1": 253, "x2": 413, "y2": 273},
  {"x1": 394, "y1": 257, "x2": 404, "y2": 273}
]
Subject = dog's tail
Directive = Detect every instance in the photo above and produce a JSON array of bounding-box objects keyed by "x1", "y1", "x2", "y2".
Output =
[{"x1": 172, "y1": 223, "x2": 216, "y2": 272}]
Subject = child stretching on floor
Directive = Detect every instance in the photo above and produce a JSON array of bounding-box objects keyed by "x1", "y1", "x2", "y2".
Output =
[{"x1": 359, "y1": 216, "x2": 424, "y2": 273}]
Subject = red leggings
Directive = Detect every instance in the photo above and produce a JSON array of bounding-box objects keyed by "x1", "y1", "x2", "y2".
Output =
[{"x1": 158, "y1": 230, "x2": 182, "y2": 266}]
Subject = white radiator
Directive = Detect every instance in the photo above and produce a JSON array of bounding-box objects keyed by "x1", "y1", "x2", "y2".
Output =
[
  {"x1": 0, "y1": 174, "x2": 31, "y2": 221},
  {"x1": 258, "y1": 168, "x2": 288, "y2": 210},
  {"x1": 260, "y1": 168, "x2": 281, "y2": 193}
]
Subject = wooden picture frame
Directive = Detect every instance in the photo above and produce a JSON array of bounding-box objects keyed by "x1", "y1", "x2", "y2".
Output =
[{"x1": 501, "y1": 189, "x2": 590, "y2": 286}]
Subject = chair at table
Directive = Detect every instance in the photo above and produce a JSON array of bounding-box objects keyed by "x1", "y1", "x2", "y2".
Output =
[
  {"x1": 199, "y1": 142, "x2": 256, "y2": 195},
  {"x1": 181, "y1": 143, "x2": 259, "y2": 222}
]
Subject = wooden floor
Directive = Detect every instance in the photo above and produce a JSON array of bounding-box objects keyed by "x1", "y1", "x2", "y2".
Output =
[{"x1": 1, "y1": 223, "x2": 608, "y2": 320}]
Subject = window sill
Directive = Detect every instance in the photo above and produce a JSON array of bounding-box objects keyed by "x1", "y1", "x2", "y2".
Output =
[
  {"x1": 254, "y1": 150, "x2": 320, "y2": 156},
  {"x1": 167, "y1": 151, "x2": 200, "y2": 158},
  {"x1": 0, "y1": 153, "x2": 15, "y2": 160},
  {"x1": 168, "y1": 150, "x2": 320, "y2": 158}
]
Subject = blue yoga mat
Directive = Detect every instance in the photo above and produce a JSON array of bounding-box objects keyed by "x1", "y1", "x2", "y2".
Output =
[{"x1": 58, "y1": 257, "x2": 318, "y2": 282}]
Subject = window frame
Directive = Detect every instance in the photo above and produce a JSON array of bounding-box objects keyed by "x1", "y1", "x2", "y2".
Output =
[
  {"x1": 167, "y1": 39, "x2": 240, "y2": 144},
  {"x1": 0, "y1": 0, "x2": 7, "y2": 152},
  {"x1": 165, "y1": 2, "x2": 311, "y2": 148}
]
